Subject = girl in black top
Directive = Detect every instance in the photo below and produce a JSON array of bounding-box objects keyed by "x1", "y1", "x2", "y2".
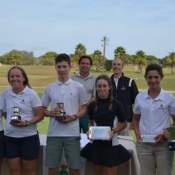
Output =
[{"x1": 81, "y1": 75, "x2": 131, "y2": 175}]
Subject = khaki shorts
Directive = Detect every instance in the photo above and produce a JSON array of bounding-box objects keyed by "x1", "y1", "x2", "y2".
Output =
[{"x1": 46, "y1": 137, "x2": 80, "y2": 170}]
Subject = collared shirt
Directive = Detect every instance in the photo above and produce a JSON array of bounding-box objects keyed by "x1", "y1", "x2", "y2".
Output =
[
  {"x1": 114, "y1": 77, "x2": 119, "y2": 89},
  {"x1": 42, "y1": 78, "x2": 88, "y2": 137},
  {"x1": 134, "y1": 89, "x2": 175, "y2": 136},
  {"x1": 71, "y1": 73, "x2": 96, "y2": 101},
  {"x1": 0, "y1": 93, "x2": 4, "y2": 131},
  {"x1": 2, "y1": 86, "x2": 42, "y2": 138}
]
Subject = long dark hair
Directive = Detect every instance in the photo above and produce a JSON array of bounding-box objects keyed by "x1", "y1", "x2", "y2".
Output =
[
  {"x1": 94, "y1": 74, "x2": 113, "y2": 110},
  {"x1": 7, "y1": 66, "x2": 31, "y2": 88}
]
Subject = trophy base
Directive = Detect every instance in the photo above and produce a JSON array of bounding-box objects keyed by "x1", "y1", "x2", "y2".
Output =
[
  {"x1": 55, "y1": 115, "x2": 65, "y2": 121},
  {"x1": 10, "y1": 116, "x2": 21, "y2": 125}
]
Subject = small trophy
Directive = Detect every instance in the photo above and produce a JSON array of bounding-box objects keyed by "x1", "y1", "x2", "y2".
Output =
[
  {"x1": 56, "y1": 102, "x2": 66, "y2": 119},
  {"x1": 10, "y1": 107, "x2": 21, "y2": 125},
  {"x1": 167, "y1": 126, "x2": 175, "y2": 151}
]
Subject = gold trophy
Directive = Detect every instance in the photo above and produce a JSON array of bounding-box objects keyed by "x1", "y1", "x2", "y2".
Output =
[{"x1": 10, "y1": 107, "x2": 21, "y2": 125}]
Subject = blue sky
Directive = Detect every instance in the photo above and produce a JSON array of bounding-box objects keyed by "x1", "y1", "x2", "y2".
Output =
[{"x1": 0, "y1": 0, "x2": 175, "y2": 58}]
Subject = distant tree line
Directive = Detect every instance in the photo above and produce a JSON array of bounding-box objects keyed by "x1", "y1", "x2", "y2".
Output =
[{"x1": 0, "y1": 43, "x2": 175, "y2": 73}]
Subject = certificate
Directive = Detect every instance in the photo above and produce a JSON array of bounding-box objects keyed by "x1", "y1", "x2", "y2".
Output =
[
  {"x1": 88, "y1": 126, "x2": 111, "y2": 140},
  {"x1": 141, "y1": 135, "x2": 156, "y2": 143}
]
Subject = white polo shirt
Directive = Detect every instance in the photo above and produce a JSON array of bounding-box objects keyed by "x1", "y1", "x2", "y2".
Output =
[
  {"x1": 0, "y1": 93, "x2": 4, "y2": 131},
  {"x1": 134, "y1": 89, "x2": 175, "y2": 136},
  {"x1": 42, "y1": 79, "x2": 88, "y2": 137},
  {"x1": 2, "y1": 86, "x2": 42, "y2": 138},
  {"x1": 71, "y1": 73, "x2": 96, "y2": 101}
]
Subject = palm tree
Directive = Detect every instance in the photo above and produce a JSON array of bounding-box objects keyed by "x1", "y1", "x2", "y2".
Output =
[
  {"x1": 92, "y1": 50, "x2": 105, "y2": 71},
  {"x1": 75, "y1": 43, "x2": 86, "y2": 57},
  {"x1": 134, "y1": 50, "x2": 147, "y2": 73},
  {"x1": 167, "y1": 52, "x2": 175, "y2": 74},
  {"x1": 72, "y1": 43, "x2": 86, "y2": 63},
  {"x1": 114, "y1": 46, "x2": 126, "y2": 62}
]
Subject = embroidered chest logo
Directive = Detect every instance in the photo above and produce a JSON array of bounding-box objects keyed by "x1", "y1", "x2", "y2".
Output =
[
  {"x1": 121, "y1": 86, "x2": 126, "y2": 90},
  {"x1": 160, "y1": 104, "x2": 164, "y2": 109},
  {"x1": 20, "y1": 99, "x2": 25, "y2": 104}
]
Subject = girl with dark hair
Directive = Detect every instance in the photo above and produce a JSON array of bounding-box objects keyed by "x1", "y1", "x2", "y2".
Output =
[
  {"x1": 81, "y1": 75, "x2": 131, "y2": 175},
  {"x1": 1, "y1": 66, "x2": 44, "y2": 175},
  {"x1": 133, "y1": 64, "x2": 175, "y2": 175}
]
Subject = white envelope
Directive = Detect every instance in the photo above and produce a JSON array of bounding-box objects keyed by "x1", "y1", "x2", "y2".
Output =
[
  {"x1": 141, "y1": 135, "x2": 156, "y2": 143},
  {"x1": 89, "y1": 126, "x2": 111, "y2": 140}
]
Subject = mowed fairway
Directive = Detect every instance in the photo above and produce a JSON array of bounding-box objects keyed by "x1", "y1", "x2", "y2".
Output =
[{"x1": 1, "y1": 64, "x2": 175, "y2": 134}]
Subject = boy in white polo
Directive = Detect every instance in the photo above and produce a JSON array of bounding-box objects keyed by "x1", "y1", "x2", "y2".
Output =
[
  {"x1": 42, "y1": 54, "x2": 88, "y2": 175},
  {"x1": 133, "y1": 64, "x2": 175, "y2": 175}
]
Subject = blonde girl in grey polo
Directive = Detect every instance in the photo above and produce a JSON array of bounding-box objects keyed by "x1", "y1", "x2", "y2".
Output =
[{"x1": 2, "y1": 66, "x2": 43, "y2": 175}]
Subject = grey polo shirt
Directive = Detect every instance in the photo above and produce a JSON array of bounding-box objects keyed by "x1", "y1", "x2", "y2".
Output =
[
  {"x1": 2, "y1": 87, "x2": 42, "y2": 138},
  {"x1": 71, "y1": 73, "x2": 96, "y2": 101}
]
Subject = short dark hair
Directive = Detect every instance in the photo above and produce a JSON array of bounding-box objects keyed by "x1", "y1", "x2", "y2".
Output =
[
  {"x1": 7, "y1": 66, "x2": 31, "y2": 87},
  {"x1": 144, "y1": 64, "x2": 164, "y2": 78},
  {"x1": 55, "y1": 53, "x2": 71, "y2": 65},
  {"x1": 78, "y1": 55, "x2": 93, "y2": 65}
]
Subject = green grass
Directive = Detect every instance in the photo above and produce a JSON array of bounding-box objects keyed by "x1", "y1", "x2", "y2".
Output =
[
  {"x1": 1, "y1": 64, "x2": 175, "y2": 93},
  {"x1": 37, "y1": 118, "x2": 49, "y2": 134}
]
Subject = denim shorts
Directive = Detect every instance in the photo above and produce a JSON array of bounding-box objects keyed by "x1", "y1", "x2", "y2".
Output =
[{"x1": 5, "y1": 134, "x2": 40, "y2": 160}]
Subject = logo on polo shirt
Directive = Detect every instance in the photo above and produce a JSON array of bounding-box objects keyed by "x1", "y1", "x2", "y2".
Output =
[
  {"x1": 20, "y1": 99, "x2": 25, "y2": 104},
  {"x1": 159, "y1": 104, "x2": 166, "y2": 112},
  {"x1": 121, "y1": 86, "x2": 126, "y2": 90},
  {"x1": 160, "y1": 104, "x2": 164, "y2": 108}
]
